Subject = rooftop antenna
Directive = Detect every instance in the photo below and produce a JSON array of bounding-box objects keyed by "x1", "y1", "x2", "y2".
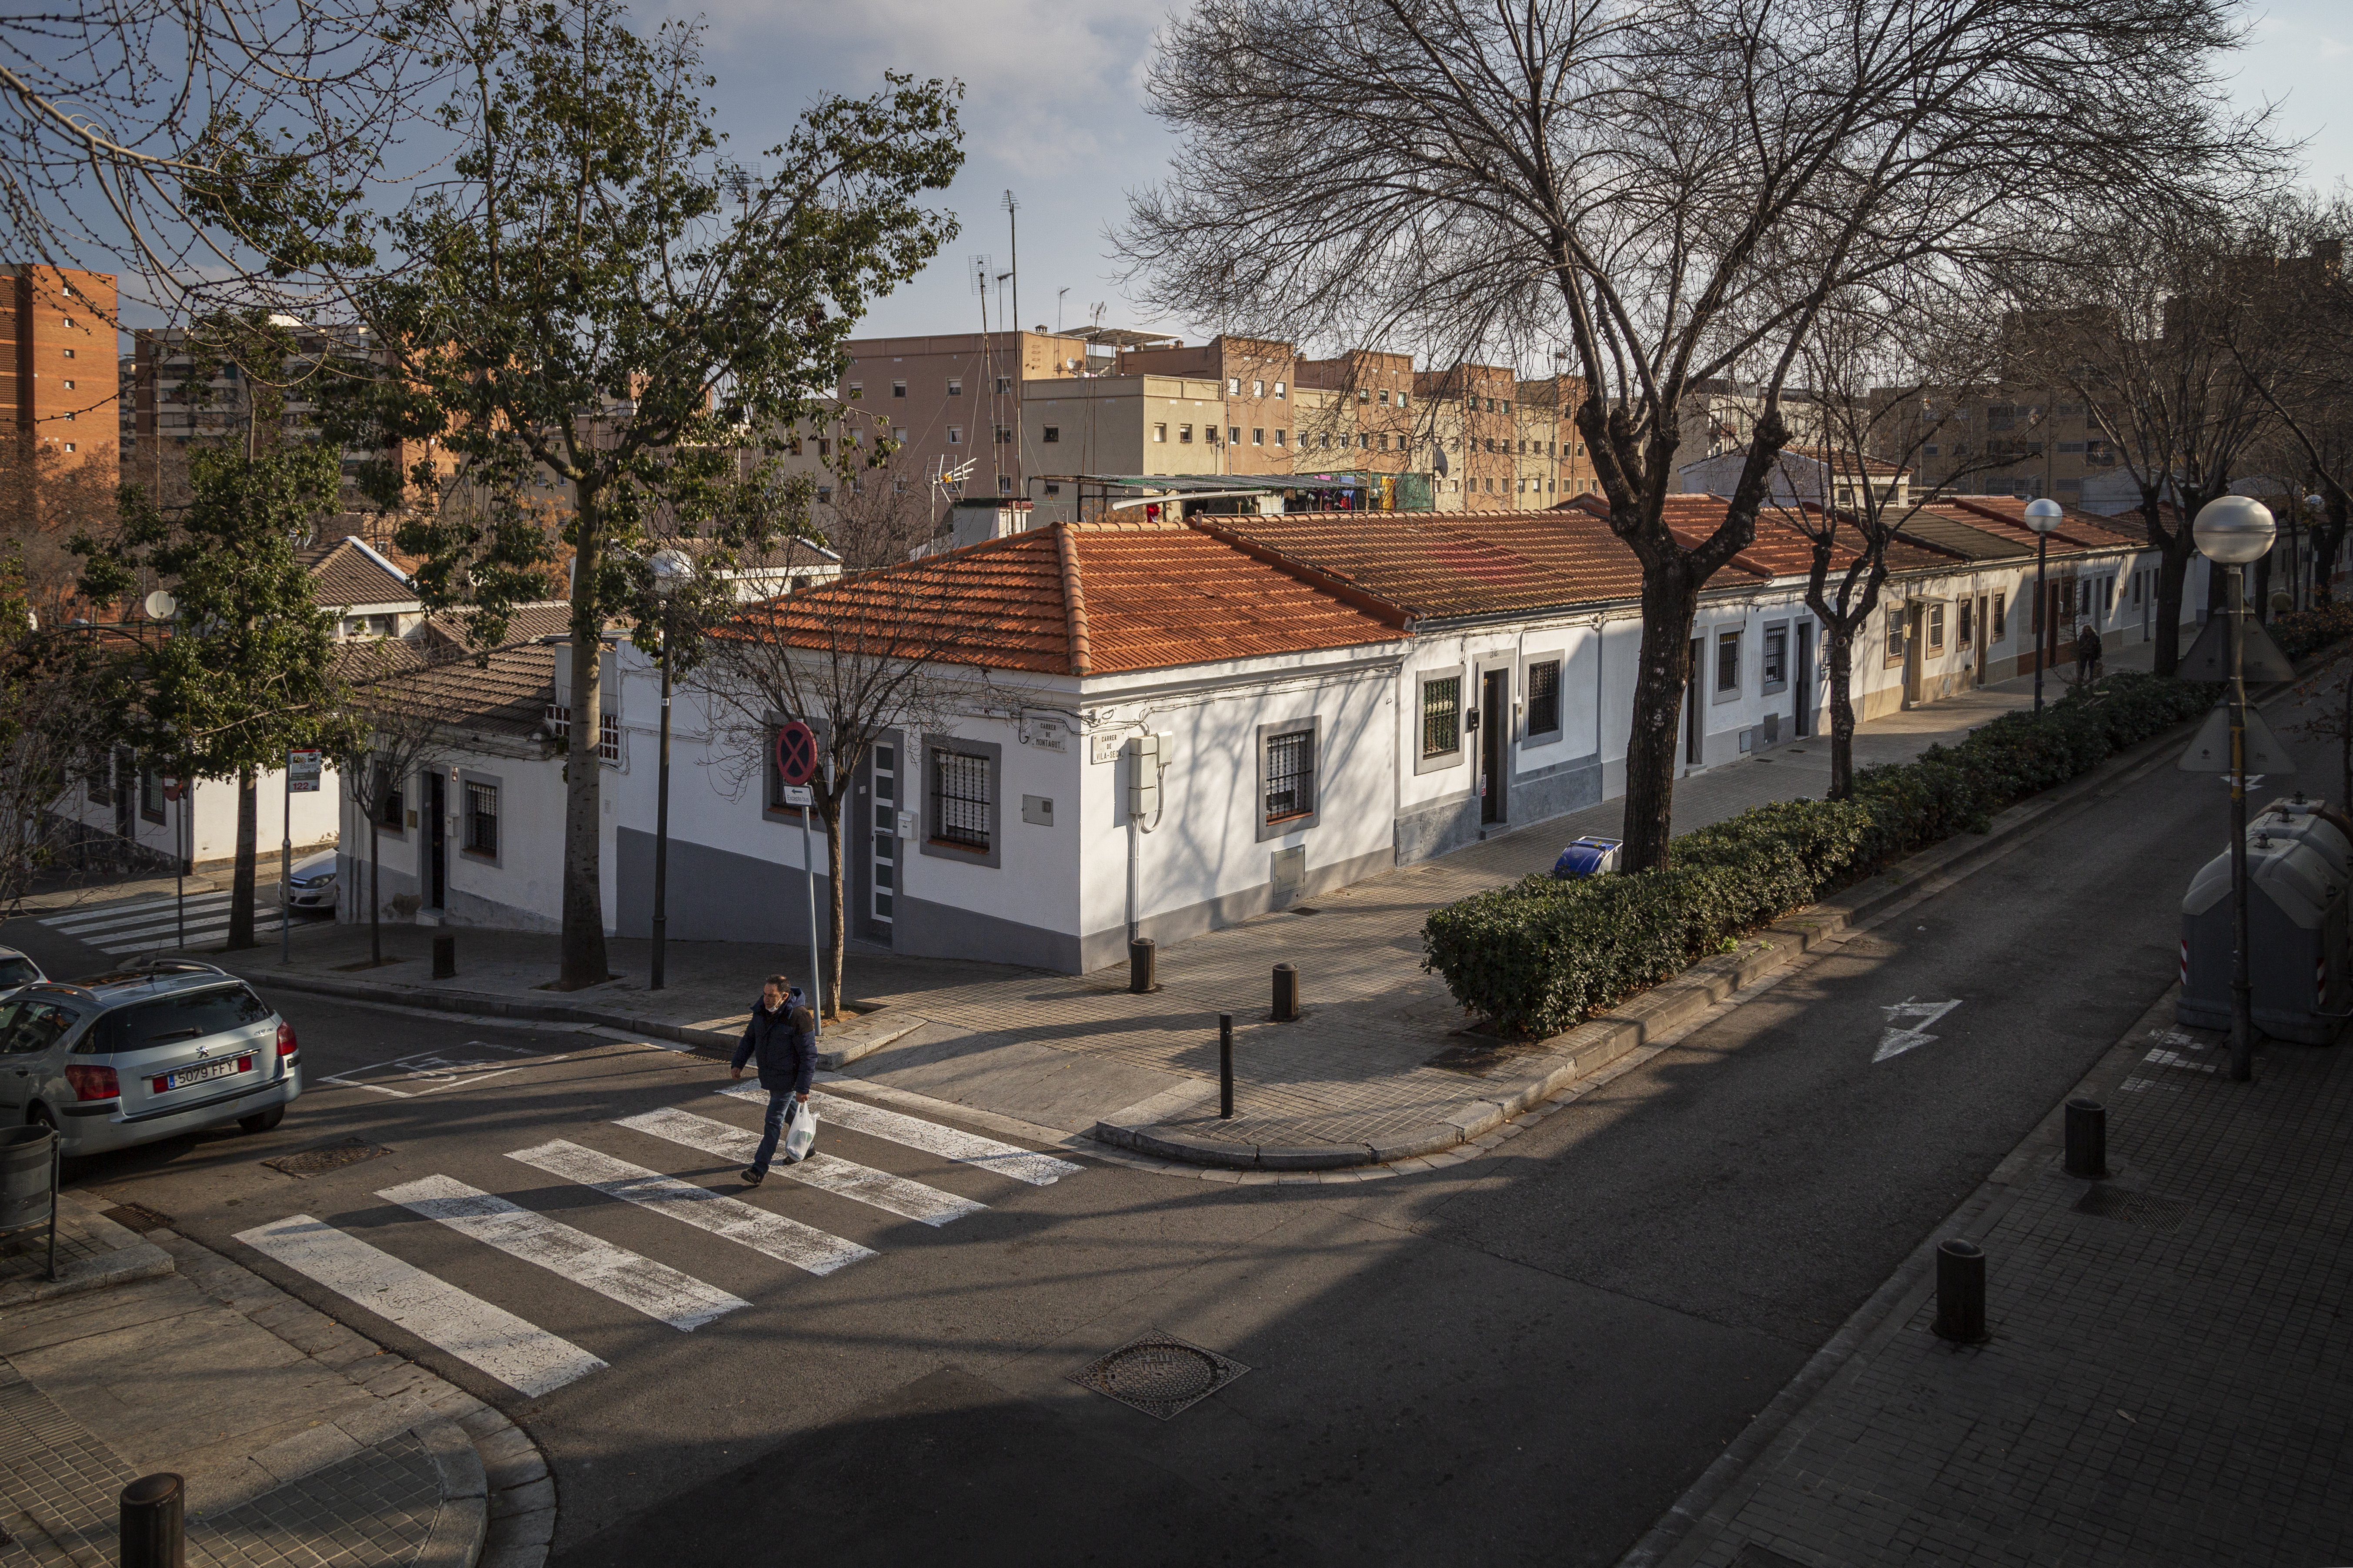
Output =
[
  {"x1": 1002, "y1": 190, "x2": 1020, "y2": 340},
  {"x1": 1056, "y1": 287, "x2": 1069, "y2": 337}
]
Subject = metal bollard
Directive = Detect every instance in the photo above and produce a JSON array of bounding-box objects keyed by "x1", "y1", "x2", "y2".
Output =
[
  {"x1": 1219, "y1": 1014, "x2": 1234, "y2": 1119},
  {"x1": 2064, "y1": 1097, "x2": 2109, "y2": 1179},
  {"x1": 1129, "y1": 937, "x2": 1156, "y2": 994},
  {"x1": 1932, "y1": 1238, "x2": 1987, "y2": 1343},
  {"x1": 431, "y1": 934, "x2": 455, "y2": 979},
  {"x1": 1272, "y1": 962, "x2": 1299, "y2": 1022},
  {"x1": 120, "y1": 1473, "x2": 185, "y2": 1568}
]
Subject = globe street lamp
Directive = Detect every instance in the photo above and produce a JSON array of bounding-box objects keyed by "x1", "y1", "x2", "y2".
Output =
[
  {"x1": 648, "y1": 548, "x2": 694, "y2": 991},
  {"x1": 2193, "y1": 494, "x2": 2277, "y2": 1082},
  {"x1": 2024, "y1": 498, "x2": 2064, "y2": 714}
]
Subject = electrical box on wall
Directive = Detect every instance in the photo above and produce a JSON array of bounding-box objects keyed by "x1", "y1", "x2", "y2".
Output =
[{"x1": 1127, "y1": 734, "x2": 1161, "y2": 819}]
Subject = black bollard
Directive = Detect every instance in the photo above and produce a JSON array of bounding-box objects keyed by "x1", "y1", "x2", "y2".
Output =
[
  {"x1": 1932, "y1": 1238, "x2": 1987, "y2": 1343},
  {"x1": 1219, "y1": 1014, "x2": 1234, "y2": 1119},
  {"x1": 431, "y1": 933, "x2": 455, "y2": 979},
  {"x1": 1272, "y1": 962, "x2": 1299, "y2": 1022},
  {"x1": 120, "y1": 1473, "x2": 185, "y2": 1568},
  {"x1": 1129, "y1": 937, "x2": 1156, "y2": 994},
  {"x1": 2064, "y1": 1097, "x2": 2109, "y2": 1179}
]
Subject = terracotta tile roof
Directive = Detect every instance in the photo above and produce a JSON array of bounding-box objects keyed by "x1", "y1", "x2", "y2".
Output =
[
  {"x1": 300, "y1": 537, "x2": 418, "y2": 610},
  {"x1": 1927, "y1": 496, "x2": 2141, "y2": 554},
  {"x1": 417, "y1": 601, "x2": 581, "y2": 655},
  {"x1": 1205, "y1": 507, "x2": 1663, "y2": 617},
  {"x1": 1893, "y1": 509, "x2": 2031, "y2": 562},
  {"x1": 339, "y1": 638, "x2": 555, "y2": 741},
  {"x1": 725, "y1": 520, "x2": 1407, "y2": 677}
]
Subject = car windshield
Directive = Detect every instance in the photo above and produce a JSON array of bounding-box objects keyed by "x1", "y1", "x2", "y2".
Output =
[
  {"x1": 90, "y1": 986, "x2": 273, "y2": 1054},
  {"x1": 0, "y1": 956, "x2": 39, "y2": 988}
]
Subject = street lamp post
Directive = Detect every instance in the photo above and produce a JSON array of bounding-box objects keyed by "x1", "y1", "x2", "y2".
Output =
[
  {"x1": 648, "y1": 549, "x2": 692, "y2": 991},
  {"x1": 2193, "y1": 495, "x2": 2278, "y2": 1083},
  {"x1": 2025, "y1": 499, "x2": 2063, "y2": 714},
  {"x1": 2306, "y1": 494, "x2": 2327, "y2": 612}
]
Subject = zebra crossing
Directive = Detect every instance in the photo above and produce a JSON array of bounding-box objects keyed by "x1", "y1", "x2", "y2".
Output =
[
  {"x1": 237, "y1": 1084, "x2": 1084, "y2": 1397},
  {"x1": 33, "y1": 887, "x2": 293, "y2": 956}
]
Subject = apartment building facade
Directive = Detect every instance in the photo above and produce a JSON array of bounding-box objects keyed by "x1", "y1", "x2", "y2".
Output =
[{"x1": 4, "y1": 264, "x2": 117, "y2": 479}]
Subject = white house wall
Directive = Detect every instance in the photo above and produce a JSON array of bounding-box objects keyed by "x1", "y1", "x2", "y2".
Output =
[{"x1": 56, "y1": 763, "x2": 340, "y2": 871}]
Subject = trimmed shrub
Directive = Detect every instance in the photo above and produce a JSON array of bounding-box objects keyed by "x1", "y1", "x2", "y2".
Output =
[
  {"x1": 1423, "y1": 670, "x2": 2219, "y2": 1038},
  {"x1": 2271, "y1": 601, "x2": 2353, "y2": 661}
]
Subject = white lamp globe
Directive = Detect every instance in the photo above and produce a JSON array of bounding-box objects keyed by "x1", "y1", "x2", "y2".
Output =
[
  {"x1": 2307, "y1": 493, "x2": 2326, "y2": 514},
  {"x1": 2023, "y1": 497, "x2": 2063, "y2": 534},
  {"x1": 649, "y1": 547, "x2": 694, "y2": 599},
  {"x1": 2192, "y1": 495, "x2": 2277, "y2": 566}
]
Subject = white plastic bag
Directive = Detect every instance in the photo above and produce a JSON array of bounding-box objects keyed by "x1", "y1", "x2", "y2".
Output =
[{"x1": 783, "y1": 1100, "x2": 817, "y2": 1163}]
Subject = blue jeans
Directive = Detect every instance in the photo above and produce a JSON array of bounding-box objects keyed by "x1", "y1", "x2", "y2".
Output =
[{"x1": 750, "y1": 1088, "x2": 800, "y2": 1174}]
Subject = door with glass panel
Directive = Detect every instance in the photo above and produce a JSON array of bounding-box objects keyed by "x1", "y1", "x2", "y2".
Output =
[{"x1": 869, "y1": 739, "x2": 898, "y2": 931}]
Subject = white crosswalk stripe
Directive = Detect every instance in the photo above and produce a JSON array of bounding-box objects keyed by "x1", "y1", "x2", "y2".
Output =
[
  {"x1": 381, "y1": 1174, "x2": 748, "y2": 1331},
  {"x1": 615, "y1": 1107, "x2": 987, "y2": 1227},
  {"x1": 236, "y1": 1213, "x2": 607, "y2": 1396},
  {"x1": 42, "y1": 894, "x2": 229, "y2": 935},
  {"x1": 507, "y1": 1140, "x2": 875, "y2": 1276},
  {"x1": 38, "y1": 890, "x2": 287, "y2": 954},
  {"x1": 723, "y1": 1084, "x2": 1081, "y2": 1186}
]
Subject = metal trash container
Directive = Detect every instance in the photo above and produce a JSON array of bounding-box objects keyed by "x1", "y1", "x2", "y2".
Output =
[
  {"x1": 1552, "y1": 837, "x2": 1623, "y2": 880},
  {"x1": 2250, "y1": 795, "x2": 2353, "y2": 880},
  {"x1": 0, "y1": 1126, "x2": 55, "y2": 1232},
  {"x1": 2179, "y1": 833, "x2": 2349, "y2": 1044}
]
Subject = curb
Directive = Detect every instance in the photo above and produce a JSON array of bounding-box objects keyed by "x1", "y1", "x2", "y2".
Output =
[
  {"x1": 416, "y1": 1418, "x2": 490, "y2": 1568},
  {"x1": 241, "y1": 967, "x2": 913, "y2": 1070},
  {"x1": 0, "y1": 1194, "x2": 176, "y2": 1310},
  {"x1": 1094, "y1": 696, "x2": 2214, "y2": 1171}
]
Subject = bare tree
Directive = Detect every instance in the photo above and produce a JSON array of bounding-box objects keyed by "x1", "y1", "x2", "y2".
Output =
[
  {"x1": 1774, "y1": 296, "x2": 2019, "y2": 797},
  {"x1": 700, "y1": 557, "x2": 1034, "y2": 1018},
  {"x1": 1119, "y1": 0, "x2": 2266, "y2": 870},
  {"x1": 2012, "y1": 206, "x2": 2293, "y2": 670},
  {"x1": 329, "y1": 640, "x2": 458, "y2": 968}
]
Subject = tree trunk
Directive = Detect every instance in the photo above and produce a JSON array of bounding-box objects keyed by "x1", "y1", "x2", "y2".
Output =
[
  {"x1": 2152, "y1": 532, "x2": 2195, "y2": 677},
  {"x1": 228, "y1": 768, "x2": 257, "y2": 950},
  {"x1": 368, "y1": 815, "x2": 381, "y2": 967},
  {"x1": 1824, "y1": 623, "x2": 1858, "y2": 800},
  {"x1": 1618, "y1": 564, "x2": 1701, "y2": 871},
  {"x1": 2316, "y1": 494, "x2": 2348, "y2": 604},
  {"x1": 559, "y1": 499, "x2": 611, "y2": 990},
  {"x1": 2255, "y1": 550, "x2": 2275, "y2": 623},
  {"x1": 819, "y1": 797, "x2": 845, "y2": 1021}
]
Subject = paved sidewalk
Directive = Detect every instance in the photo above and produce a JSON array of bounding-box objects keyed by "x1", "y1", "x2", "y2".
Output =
[
  {"x1": 0, "y1": 1194, "x2": 550, "y2": 1568},
  {"x1": 196, "y1": 651, "x2": 2165, "y2": 1171},
  {"x1": 1647, "y1": 994, "x2": 2353, "y2": 1568}
]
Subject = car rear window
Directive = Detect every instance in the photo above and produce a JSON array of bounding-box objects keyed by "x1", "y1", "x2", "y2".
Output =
[
  {"x1": 0, "y1": 957, "x2": 39, "y2": 988},
  {"x1": 88, "y1": 986, "x2": 274, "y2": 1054}
]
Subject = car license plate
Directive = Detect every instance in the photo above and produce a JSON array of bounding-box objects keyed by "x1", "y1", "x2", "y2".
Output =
[{"x1": 162, "y1": 1058, "x2": 240, "y2": 1092}]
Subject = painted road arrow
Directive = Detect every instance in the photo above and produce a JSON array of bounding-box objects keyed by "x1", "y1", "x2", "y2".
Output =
[{"x1": 1875, "y1": 998, "x2": 1962, "y2": 1062}]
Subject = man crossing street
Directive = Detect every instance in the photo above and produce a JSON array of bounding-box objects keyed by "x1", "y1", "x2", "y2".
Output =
[{"x1": 731, "y1": 974, "x2": 817, "y2": 1186}]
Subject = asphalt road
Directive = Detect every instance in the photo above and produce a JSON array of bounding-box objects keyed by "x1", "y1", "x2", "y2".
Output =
[{"x1": 17, "y1": 717, "x2": 2298, "y2": 1568}]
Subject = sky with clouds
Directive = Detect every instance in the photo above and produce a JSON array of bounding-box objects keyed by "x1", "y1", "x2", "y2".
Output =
[{"x1": 680, "y1": 0, "x2": 2353, "y2": 354}]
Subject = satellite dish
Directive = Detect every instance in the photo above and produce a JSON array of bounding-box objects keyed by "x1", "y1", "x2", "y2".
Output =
[{"x1": 144, "y1": 591, "x2": 178, "y2": 621}]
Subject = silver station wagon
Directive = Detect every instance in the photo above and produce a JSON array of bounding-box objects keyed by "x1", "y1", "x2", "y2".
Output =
[{"x1": 0, "y1": 961, "x2": 301, "y2": 1156}]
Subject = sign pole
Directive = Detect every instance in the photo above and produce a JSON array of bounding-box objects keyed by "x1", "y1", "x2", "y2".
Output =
[
  {"x1": 800, "y1": 806, "x2": 822, "y2": 1037},
  {"x1": 281, "y1": 764, "x2": 292, "y2": 964},
  {"x1": 174, "y1": 785, "x2": 186, "y2": 950},
  {"x1": 775, "y1": 721, "x2": 824, "y2": 1036}
]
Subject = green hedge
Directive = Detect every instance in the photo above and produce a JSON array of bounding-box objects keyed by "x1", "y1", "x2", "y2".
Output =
[
  {"x1": 2270, "y1": 601, "x2": 2353, "y2": 661},
  {"x1": 1422, "y1": 671, "x2": 2218, "y2": 1039}
]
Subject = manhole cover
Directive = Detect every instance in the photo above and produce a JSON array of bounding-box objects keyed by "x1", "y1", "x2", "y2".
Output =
[
  {"x1": 2073, "y1": 1186, "x2": 2188, "y2": 1234},
  {"x1": 102, "y1": 1202, "x2": 174, "y2": 1233},
  {"x1": 264, "y1": 1141, "x2": 393, "y2": 1179},
  {"x1": 1070, "y1": 1334, "x2": 1247, "y2": 1420}
]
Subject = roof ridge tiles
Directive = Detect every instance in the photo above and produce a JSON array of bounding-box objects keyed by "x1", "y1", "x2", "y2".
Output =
[{"x1": 1055, "y1": 523, "x2": 1092, "y2": 677}]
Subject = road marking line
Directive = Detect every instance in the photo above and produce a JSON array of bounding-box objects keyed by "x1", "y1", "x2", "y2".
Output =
[
  {"x1": 40, "y1": 893, "x2": 233, "y2": 933},
  {"x1": 234, "y1": 1213, "x2": 605, "y2": 1396},
  {"x1": 1874, "y1": 997, "x2": 1963, "y2": 1062},
  {"x1": 508, "y1": 1140, "x2": 875, "y2": 1276},
  {"x1": 615, "y1": 1108, "x2": 986, "y2": 1227},
  {"x1": 93, "y1": 918, "x2": 284, "y2": 953},
  {"x1": 380, "y1": 1174, "x2": 747, "y2": 1331},
  {"x1": 321, "y1": 1044, "x2": 556, "y2": 1098},
  {"x1": 723, "y1": 1084, "x2": 1080, "y2": 1186}
]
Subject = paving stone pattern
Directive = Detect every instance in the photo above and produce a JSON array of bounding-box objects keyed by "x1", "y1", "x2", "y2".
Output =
[
  {"x1": 0, "y1": 1357, "x2": 443, "y2": 1568},
  {"x1": 860, "y1": 666, "x2": 2102, "y2": 1150},
  {"x1": 1682, "y1": 1022, "x2": 2353, "y2": 1568}
]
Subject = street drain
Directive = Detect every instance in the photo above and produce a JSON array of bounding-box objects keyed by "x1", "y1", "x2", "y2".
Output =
[
  {"x1": 2073, "y1": 1186, "x2": 2189, "y2": 1234},
  {"x1": 102, "y1": 1202, "x2": 175, "y2": 1233},
  {"x1": 264, "y1": 1141, "x2": 393, "y2": 1179},
  {"x1": 1070, "y1": 1335, "x2": 1248, "y2": 1420}
]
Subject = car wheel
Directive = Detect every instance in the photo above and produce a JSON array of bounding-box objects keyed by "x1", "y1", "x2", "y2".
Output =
[
  {"x1": 238, "y1": 1106, "x2": 285, "y2": 1134},
  {"x1": 28, "y1": 1104, "x2": 56, "y2": 1134}
]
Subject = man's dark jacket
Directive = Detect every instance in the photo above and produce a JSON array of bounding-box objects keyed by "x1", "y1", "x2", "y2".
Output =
[{"x1": 733, "y1": 998, "x2": 817, "y2": 1094}]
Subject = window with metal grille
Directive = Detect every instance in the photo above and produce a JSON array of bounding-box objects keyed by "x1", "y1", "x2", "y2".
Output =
[
  {"x1": 1762, "y1": 628, "x2": 1787, "y2": 690},
  {"x1": 1264, "y1": 731, "x2": 1314, "y2": 823},
  {"x1": 1422, "y1": 676, "x2": 1461, "y2": 756},
  {"x1": 1526, "y1": 660, "x2": 1561, "y2": 737},
  {"x1": 139, "y1": 769, "x2": 166, "y2": 824},
  {"x1": 545, "y1": 704, "x2": 620, "y2": 761},
  {"x1": 1716, "y1": 629, "x2": 1741, "y2": 693},
  {"x1": 465, "y1": 783, "x2": 498, "y2": 857},
  {"x1": 930, "y1": 749, "x2": 991, "y2": 851},
  {"x1": 372, "y1": 760, "x2": 404, "y2": 829},
  {"x1": 1993, "y1": 592, "x2": 2007, "y2": 637}
]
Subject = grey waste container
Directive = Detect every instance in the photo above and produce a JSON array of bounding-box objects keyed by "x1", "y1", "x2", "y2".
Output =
[
  {"x1": 0, "y1": 1125, "x2": 55, "y2": 1232},
  {"x1": 2250, "y1": 796, "x2": 2353, "y2": 880},
  {"x1": 2179, "y1": 834, "x2": 2349, "y2": 1044}
]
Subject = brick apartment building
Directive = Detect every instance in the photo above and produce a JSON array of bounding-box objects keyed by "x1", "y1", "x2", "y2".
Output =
[{"x1": 4, "y1": 264, "x2": 118, "y2": 478}]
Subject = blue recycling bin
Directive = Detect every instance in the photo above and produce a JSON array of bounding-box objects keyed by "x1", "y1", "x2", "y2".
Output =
[{"x1": 1552, "y1": 837, "x2": 1622, "y2": 880}]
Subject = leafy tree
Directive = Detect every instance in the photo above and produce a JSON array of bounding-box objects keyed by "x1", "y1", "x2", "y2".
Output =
[
  {"x1": 74, "y1": 444, "x2": 349, "y2": 949},
  {"x1": 0, "y1": 549, "x2": 111, "y2": 915},
  {"x1": 267, "y1": 0, "x2": 963, "y2": 988}
]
